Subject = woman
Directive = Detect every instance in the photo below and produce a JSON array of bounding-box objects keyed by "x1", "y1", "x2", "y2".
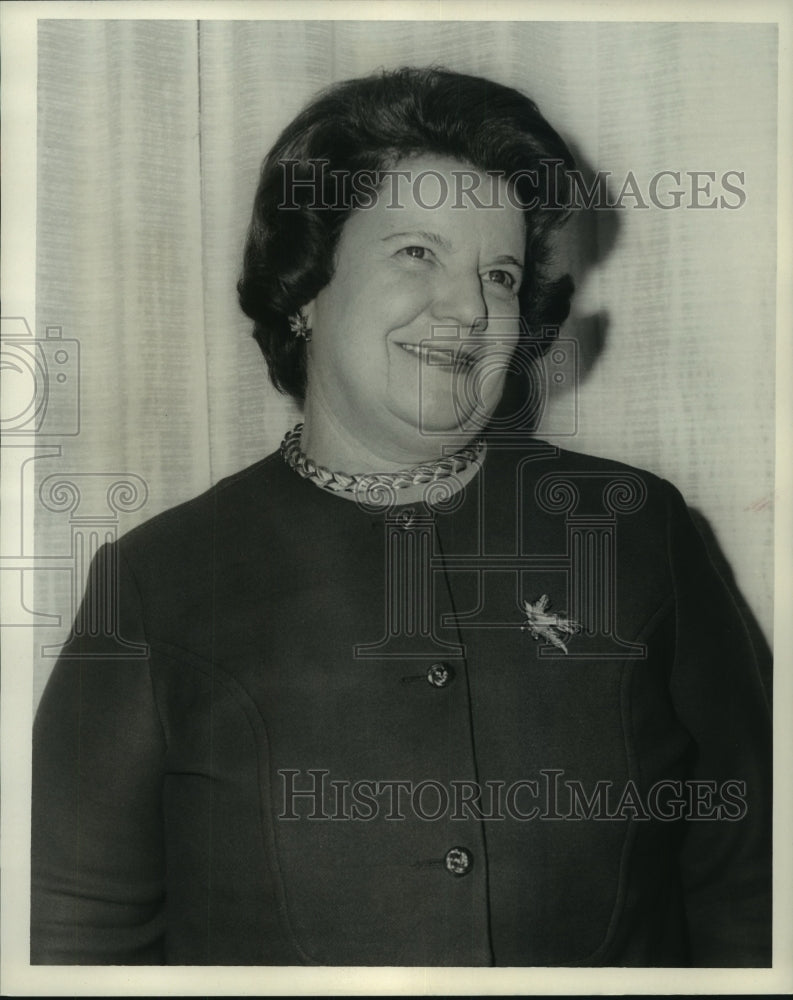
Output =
[{"x1": 31, "y1": 67, "x2": 771, "y2": 967}]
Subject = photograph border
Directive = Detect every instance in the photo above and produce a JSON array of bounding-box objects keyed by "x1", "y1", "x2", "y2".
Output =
[{"x1": 2, "y1": 0, "x2": 791, "y2": 995}]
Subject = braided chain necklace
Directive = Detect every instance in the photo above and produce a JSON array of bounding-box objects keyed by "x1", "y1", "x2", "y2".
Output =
[{"x1": 280, "y1": 422, "x2": 484, "y2": 495}]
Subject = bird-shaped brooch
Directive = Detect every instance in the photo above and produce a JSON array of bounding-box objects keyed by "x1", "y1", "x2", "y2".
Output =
[{"x1": 521, "y1": 594, "x2": 581, "y2": 654}]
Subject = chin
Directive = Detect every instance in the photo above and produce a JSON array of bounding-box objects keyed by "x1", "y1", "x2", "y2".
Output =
[{"x1": 389, "y1": 394, "x2": 497, "y2": 445}]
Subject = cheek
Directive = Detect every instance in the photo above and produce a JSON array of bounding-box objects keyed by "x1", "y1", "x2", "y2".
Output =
[
  {"x1": 480, "y1": 322, "x2": 521, "y2": 366},
  {"x1": 312, "y1": 265, "x2": 444, "y2": 371},
  {"x1": 475, "y1": 361, "x2": 512, "y2": 405},
  {"x1": 472, "y1": 333, "x2": 521, "y2": 396},
  {"x1": 484, "y1": 286, "x2": 522, "y2": 319}
]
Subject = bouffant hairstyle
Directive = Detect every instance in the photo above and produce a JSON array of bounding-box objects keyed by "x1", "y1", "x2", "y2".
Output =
[{"x1": 237, "y1": 66, "x2": 576, "y2": 401}]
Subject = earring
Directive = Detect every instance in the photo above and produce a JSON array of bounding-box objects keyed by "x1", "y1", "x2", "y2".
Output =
[{"x1": 288, "y1": 312, "x2": 312, "y2": 342}]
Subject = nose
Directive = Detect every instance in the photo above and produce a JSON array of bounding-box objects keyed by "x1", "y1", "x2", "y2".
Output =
[{"x1": 430, "y1": 270, "x2": 489, "y2": 338}]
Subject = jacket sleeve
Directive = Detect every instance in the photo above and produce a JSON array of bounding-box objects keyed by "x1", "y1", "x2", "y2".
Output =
[
  {"x1": 31, "y1": 541, "x2": 167, "y2": 964},
  {"x1": 665, "y1": 482, "x2": 772, "y2": 966}
]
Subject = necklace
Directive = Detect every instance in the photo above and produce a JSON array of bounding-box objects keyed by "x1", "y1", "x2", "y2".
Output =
[{"x1": 280, "y1": 422, "x2": 485, "y2": 494}]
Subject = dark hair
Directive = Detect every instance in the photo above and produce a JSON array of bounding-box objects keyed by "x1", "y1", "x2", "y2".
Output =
[{"x1": 237, "y1": 66, "x2": 576, "y2": 401}]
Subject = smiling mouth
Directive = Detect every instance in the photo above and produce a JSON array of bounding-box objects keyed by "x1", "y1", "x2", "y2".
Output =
[{"x1": 396, "y1": 342, "x2": 477, "y2": 369}]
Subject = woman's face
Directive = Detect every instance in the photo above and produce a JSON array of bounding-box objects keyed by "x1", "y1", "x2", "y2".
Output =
[{"x1": 303, "y1": 154, "x2": 526, "y2": 463}]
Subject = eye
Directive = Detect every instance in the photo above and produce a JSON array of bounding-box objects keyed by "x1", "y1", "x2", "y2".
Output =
[
  {"x1": 485, "y1": 269, "x2": 517, "y2": 291},
  {"x1": 398, "y1": 245, "x2": 432, "y2": 261}
]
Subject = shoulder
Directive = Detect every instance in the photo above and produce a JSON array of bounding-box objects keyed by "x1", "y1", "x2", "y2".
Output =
[
  {"x1": 481, "y1": 442, "x2": 693, "y2": 582},
  {"x1": 486, "y1": 438, "x2": 679, "y2": 511},
  {"x1": 115, "y1": 449, "x2": 298, "y2": 570},
  {"x1": 532, "y1": 440, "x2": 667, "y2": 480}
]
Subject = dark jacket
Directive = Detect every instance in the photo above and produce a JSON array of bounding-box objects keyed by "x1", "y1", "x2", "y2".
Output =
[{"x1": 31, "y1": 441, "x2": 772, "y2": 966}]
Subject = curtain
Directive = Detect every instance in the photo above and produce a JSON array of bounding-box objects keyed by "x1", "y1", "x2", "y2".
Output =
[{"x1": 32, "y1": 18, "x2": 776, "y2": 704}]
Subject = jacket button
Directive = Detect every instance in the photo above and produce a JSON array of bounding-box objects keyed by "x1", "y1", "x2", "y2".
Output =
[
  {"x1": 426, "y1": 662, "x2": 455, "y2": 688},
  {"x1": 444, "y1": 846, "x2": 473, "y2": 876}
]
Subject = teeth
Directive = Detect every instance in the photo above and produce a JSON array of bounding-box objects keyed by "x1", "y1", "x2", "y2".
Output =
[{"x1": 398, "y1": 343, "x2": 473, "y2": 366}]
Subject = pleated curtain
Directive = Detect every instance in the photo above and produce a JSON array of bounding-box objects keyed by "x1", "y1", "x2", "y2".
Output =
[{"x1": 34, "y1": 18, "x2": 776, "y2": 703}]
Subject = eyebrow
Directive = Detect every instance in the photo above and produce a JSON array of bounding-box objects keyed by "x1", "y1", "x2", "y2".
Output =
[
  {"x1": 488, "y1": 254, "x2": 525, "y2": 272},
  {"x1": 383, "y1": 230, "x2": 454, "y2": 252},
  {"x1": 382, "y1": 231, "x2": 524, "y2": 270}
]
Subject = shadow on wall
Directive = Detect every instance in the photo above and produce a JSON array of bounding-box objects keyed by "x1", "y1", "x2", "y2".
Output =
[
  {"x1": 562, "y1": 141, "x2": 622, "y2": 387},
  {"x1": 495, "y1": 149, "x2": 620, "y2": 428}
]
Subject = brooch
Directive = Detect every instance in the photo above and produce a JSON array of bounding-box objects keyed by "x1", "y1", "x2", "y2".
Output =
[{"x1": 522, "y1": 595, "x2": 581, "y2": 654}]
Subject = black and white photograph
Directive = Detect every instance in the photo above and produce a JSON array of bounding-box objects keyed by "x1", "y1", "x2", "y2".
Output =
[{"x1": 1, "y1": 0, "x2": 790, "y2": 995}]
